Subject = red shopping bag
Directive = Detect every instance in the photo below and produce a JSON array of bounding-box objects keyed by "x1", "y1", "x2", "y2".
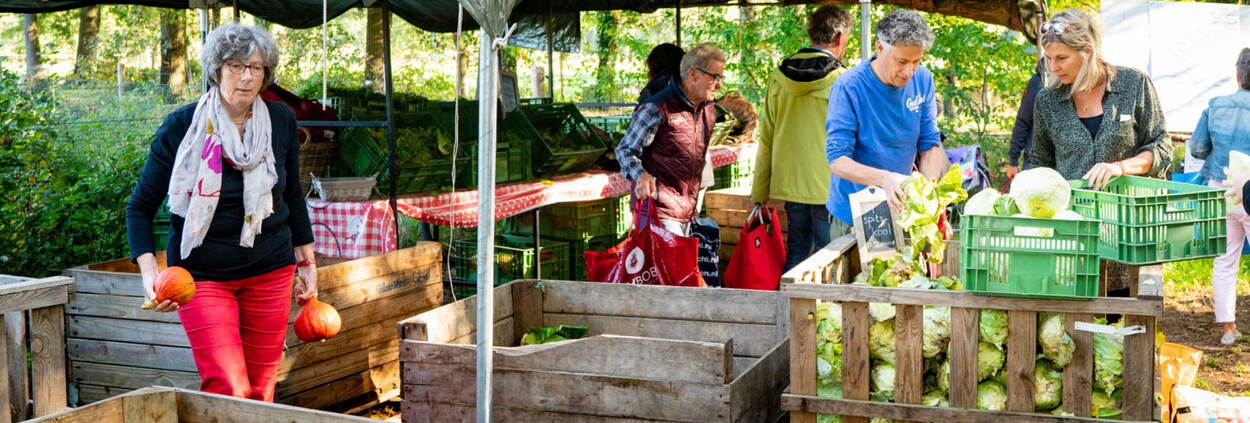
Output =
[
  {"x1": 584, "y1": 199, "x2": 705, "y2": 287},
  {"x1": 724, "y1": 205, "x2": 786, "y2": 290}
]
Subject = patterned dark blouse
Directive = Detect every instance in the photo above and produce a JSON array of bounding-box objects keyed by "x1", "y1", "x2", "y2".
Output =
[{"x1": 1029, "y1": 66, "x2": 1172, "y2": 180}]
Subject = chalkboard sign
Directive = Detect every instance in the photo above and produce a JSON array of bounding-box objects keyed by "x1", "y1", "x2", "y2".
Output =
[
  {"x1": 499, "y1": 71, "x2": 520, "y2": 113},
  {"x1": 849, "y1": 187, "x2": 904, "y2": 266}
]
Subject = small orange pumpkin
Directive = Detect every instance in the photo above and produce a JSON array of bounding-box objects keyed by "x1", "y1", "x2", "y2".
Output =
[
  {"x1": 143, "y1": 266, "x2": 195, "y2": 309},
  {"x1": 294, "y1": 296, "x2": 341, "y2": 342}
]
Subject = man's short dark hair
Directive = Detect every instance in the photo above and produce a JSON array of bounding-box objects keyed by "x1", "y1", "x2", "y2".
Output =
[
  {"x1": 1238, "y1": 48, "x2": 1250, "y2": 90},
  {"x1": 808, "y1": 6, "x2": 853, "y2": 46}
]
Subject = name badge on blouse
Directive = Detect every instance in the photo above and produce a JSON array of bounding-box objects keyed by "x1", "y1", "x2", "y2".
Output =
[{"x1": 1119, "y1": 114, "x2": 1133, "y2": 123}]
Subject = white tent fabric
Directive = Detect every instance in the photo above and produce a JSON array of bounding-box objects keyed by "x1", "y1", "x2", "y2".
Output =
[{"x1": 456, "y1": 0, "x2": 518, "y2": 421}]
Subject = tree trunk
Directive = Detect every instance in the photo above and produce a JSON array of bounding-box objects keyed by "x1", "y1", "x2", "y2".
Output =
[
  {"x1": 73, "y1": 6, "x2": 100, "y2": 78},
  {"x1": 456, "y1": 33, "x2": 469, "y2": 98},
  {"x1": 160, "y1": 9, "x2": 187, "y2": 95},
  {"x1": 365, "y1": 8, "x2": 385, "y2": 91},
  {"x1": 23, "y1": 14, "x2": 41, "y2": 84},
  {"x1": 594, "y1": 11, "x2": 620, "y2": 101}
]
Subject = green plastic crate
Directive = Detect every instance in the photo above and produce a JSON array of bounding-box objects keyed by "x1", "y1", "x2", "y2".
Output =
[
  {"x1": 519, "y1": 103, "x2": 609, "y2": 177},
  {"x1": 1070, "y1": 176, "x2": 1227, "y2": 265},
  {"x1": 559, "y1": 234, "x2": 624, "y2": 281},
  {"x1": 449, "y1": 234, "x2": 570, "y2": 297},
  {"x1": 712, "y1": 156, "x2": 755, "y2": 190},
  {"x1": 335, "y1": 127, "x2": 387, "y2": 177},
  {"x1": 506, "y1": 197, "x2": 619, "y2": 239},
  {"x1": 615, "y1": 195, "x2": 633, "y2": 238},
  {"x1": 961, "y1": 214, "x2": 1101, "y2": 300},
  {"x1": 460, "y1": 111, "x2": 536, "y2": 186},
  {"x1": 585, "y1": 114, "x2": 632, "y2": 135}
]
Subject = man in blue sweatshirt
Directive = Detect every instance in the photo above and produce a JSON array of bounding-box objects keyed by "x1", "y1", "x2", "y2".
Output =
[{"x1": 825, "y1": 9, "x2": 949, "y2": 237}]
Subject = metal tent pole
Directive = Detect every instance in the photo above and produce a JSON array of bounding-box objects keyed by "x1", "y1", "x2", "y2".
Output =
[
  {"x1": 546, "y1": 1, "x2": 555, "y2": 99},
  {"x1": 675, "y1": 0, "x2": 682, "y2": 47},
  {"x1": 861, "y1": 0, "x2": 872, "y2": 60},
  {"x1": 474, "y1": 17, "x2": 502, "y2": 423},
  {"x1": 383, "y1": 0, "x2": 399, "y2": 248}
]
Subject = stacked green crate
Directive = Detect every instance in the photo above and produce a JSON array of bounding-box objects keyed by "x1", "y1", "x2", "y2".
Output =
[
  {"x1": 506, "y1": 198, "x2": 618, "y2": 239},
  {"x1": 564, "y1": 233, "x2": 624, "y2": 281},
  {"x1": 152, "y1": 200, "x2": 171, "y2": 250},
  {"x1": 614, "y1": 194, "x2": 633, "y2": 238},
  {"x1": 449, "y1": 234, "x2": 570, "y2": 298},
  {"x1": 519, "y1": 103, "x2": 609, "y2": 177},
  {"x1": 427, "y1": 101, "x2": 534, "y2": 186},
  {"x1": 712, "y1": 155, "x2": 756, "y2": 190}
]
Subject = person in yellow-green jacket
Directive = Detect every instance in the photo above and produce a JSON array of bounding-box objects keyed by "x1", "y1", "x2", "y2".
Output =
[{"x1": 751, "y1": 5, "x2": 853, "y2": 271}]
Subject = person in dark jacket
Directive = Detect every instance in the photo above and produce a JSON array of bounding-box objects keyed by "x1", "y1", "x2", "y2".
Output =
[
  {"x1": 125, "y1": 23, "x2": 316, "y2": 401},
  {"x1": 617, "y1": 43, "x2": 726, "y2": 236},
  {"x1": 1006, "y1": 57, "x2": 1046, "y2": 179},
  {"x1": 638, "y1": 43, "x2": 685, "y2": 103}
]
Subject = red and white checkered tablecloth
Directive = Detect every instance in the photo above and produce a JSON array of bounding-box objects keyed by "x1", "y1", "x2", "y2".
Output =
[{"x1": 307, "y1": 143, "x2": 757, "y2": 258}]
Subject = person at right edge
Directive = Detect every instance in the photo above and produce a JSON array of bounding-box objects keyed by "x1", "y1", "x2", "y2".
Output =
[
  {"x1": 751, "y1": 6, "x2": 853, "y2": 271},
  {"x1": 825, "y1": 10, "x2": 949, "y2": 240},
  {"x1": 1029, "y1": 9, "x2": 1172, "y2": 302},
  {"x1": 1189, "y1": 48, "x2": 1250, "y2": 345}
]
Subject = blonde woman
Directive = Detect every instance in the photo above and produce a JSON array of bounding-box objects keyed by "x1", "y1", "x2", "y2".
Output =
[
  {"x1": 1029, "y1": 8, "x2": 1172, "y2": 187},
  {"x1": 1028, "y1": 9, "x2": 1173, "y2": 300}
]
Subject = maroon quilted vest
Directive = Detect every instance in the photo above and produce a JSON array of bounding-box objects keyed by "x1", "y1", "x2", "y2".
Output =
[{"x1": 636, "y1": 82, "x2": 716, "y2": 222}]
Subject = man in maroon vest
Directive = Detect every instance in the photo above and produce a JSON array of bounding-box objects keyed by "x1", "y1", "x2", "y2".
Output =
[{"x1": 617, "y1": 43, "x2": 726, "y2": 236}]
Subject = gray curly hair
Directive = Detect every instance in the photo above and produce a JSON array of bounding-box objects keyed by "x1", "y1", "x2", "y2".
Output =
[
  {"x1": 876, "y1": 10, "x2": 935, "y2": 51},
  {"x1": 202, "y1": 23, "x2": 280, "y2": 89}
]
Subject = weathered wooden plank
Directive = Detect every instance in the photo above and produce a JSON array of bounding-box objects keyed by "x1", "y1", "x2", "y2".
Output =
[
  {"x1": 30, "y1": 306, "x2": 67, "y2": 418},
  {"x1": 0, "y1": 276, "x2": 72, "y2": 295},
  {"x1": 704, "y1": 187, "x2": 783, "y2": 211},
  {"x1": 780, "y1": 394, "x2": 1152, "y2": 423},
  {"x1": 1063, "y1": 313, "x2": 1095, "y2": 417},
  {"x1": 728, "y1": 338, "x2": 788, "y2": 423},
  {"x1": 949, "y1": 307, "x2": 979, "y2": 409},
  {"x1": 841, "y1": 301, "x2": 870, "y2": 423},
  {"x1": 1122, "y1": 314, "x2": 1156, "y2": 421},
  {"x1": 707, "y1": 208, "x2": 788, "y2": 232},
  {"x1": 66, "y1": 339, "x2": 196, "y2": 372},
  {"x1": 403, "y1": 334, "x2": 733, "y2": 385},
  {"x1": 274, "y1": 338, "x2": 398, "y2": 398},
  {"x1": 62, "y1": 268, "x2": 146, "y2": 297},
  {"x1": 446, "y1": 317, "x2": 515, "y2": 347},
  {"x1": 1006, "y1": 310, "x2": 1037, "y2": 413},
  {"x1": 0, "y1": 314, "x2": 9, "y2": 423},
  {"x1": 6, "y1": 312, "x2": 26, "y2": 422},
  {"x1": 174, "y1": 388, "x2": 380, "y2": 422},
  {"x1": 781, "y1": 234, "x2": 858, "y2": 285},
  {"x1": 542, "y1": 313, "x2": 777, "y2": 358},
  {"x1": 781, "y1": 284, "x2": 1162, "y2": 317},
  {"x1": 540, "y1": 281, "x2": 778, "y2": 325},
  {"x1": 398, "y1": 282, "x2": 516, "y2": 343},
  {"x1": 894, "y1": 304, "x2": 923, "y2": 423},
  {"x1": 67, "y1": 293, "x2": 181, "y2": 323},
  {"x1": 72, "y1": 384, "x2": 127, "y2": 406},
  {"x1": 285, "y1": 287, "x2": 441, "y2": 347},
  {"x1": 403, "y1": 365, "x2": 731, "y2": 422},
  {"x1": 315, "y1": 242, "x2": 442, "y2": 292},
  {"x1": 512, "y1": 281, "x2": 544, "y2": 346},
  {"x1": 70, "y1": 362, "x2": 199, "y2": 390},
  {"x1": 81, "y1": 253, "x2": 165, "y2": 272},
  {"x1": 0, "y1": 286, "x2": 68, "y2": 316},
  {"x1": 789, "y1": 298, "x2": 817, "y2": 423},
  {"x1": 278, "y1": 360, "x2": 400, "y2": 410},
  {"x1": 68, "y1": 316, "x2": 187, "y2": 348},
  {"x1": 314, "y1": 266, "x2": 440, "y2": 311},
  {"x1": 400, "y1": 397, "x2": 678, "y2": 423},
  {"x1": 121, "y1": 389, "x2": 176, "y2": 423},
  {"x1": 25, "y1": 387, "x2": 124, "y2": 423}
]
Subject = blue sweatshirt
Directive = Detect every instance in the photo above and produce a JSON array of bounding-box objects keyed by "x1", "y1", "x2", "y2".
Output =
[{"x1": 825, "y1": 56, "x2": 942, "y2": 224}]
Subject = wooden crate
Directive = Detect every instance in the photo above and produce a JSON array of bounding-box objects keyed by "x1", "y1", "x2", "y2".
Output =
[
  {"x1": 398, "y1": 280, "x2": 790, "y2": 422},
  {"x1": 705, "y1": 186, "x2": 787, "y2": 263},
  {"x1": 780, "y1": 234, "x2": 1161, "y2": 423},
  {"x1": 0, "y1": 275, "x2": 74, "y2": 422},
  {"x1": 28, "y1": 386, "x2": 378, "y2": 423},
  {"x1": 61, "y1": 243, "x2": 445, "y2": 411}
]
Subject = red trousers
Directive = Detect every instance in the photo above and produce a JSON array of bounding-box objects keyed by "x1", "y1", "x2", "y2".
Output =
[{"x1": 178, "y1": 265, "x2": 294, "y2": 402}]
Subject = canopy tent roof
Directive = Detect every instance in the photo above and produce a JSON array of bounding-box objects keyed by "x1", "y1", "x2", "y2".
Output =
[{"x1": 0, "y1": 0, "x2": 1045, "y2": 41}]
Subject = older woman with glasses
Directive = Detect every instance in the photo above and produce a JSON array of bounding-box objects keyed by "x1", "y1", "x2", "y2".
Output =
[
  {"x1": 125, "y1": 23, "x2": 316, "y2": 401},
  {"x1": 1029, "y1": 9, "x2": 1172, "y2": 299}
]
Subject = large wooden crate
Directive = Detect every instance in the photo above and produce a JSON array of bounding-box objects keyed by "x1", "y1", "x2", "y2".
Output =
[
  {"x1": 398, "y1": 280, "x2": 790, "y2": 422},
  {"x1": 780, "y1": 235, "x2": 1162, "y2": 423},
  {"x1": 0, "y1": 275, "x2": 74, "y2": 422},
  {"x1": 705, "y1": 186, "x2": 787, "y2": 263},
  {"x1": 28, "y1": 386, "x2": 378, "y2": 423},
  {"x1": 61, "y1": 243, "x2": 445, "y2": 410}
]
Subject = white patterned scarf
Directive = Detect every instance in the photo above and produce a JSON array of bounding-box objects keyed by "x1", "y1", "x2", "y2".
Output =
[{"x1": 168, "y1": 87, "x2": 277, "y2": 259}]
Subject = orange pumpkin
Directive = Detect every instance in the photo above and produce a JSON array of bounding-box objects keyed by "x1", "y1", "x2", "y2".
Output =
[
  {"x1": 294, "y1": 296, "x2": 341, "y2": 342},
  {"x1": 143, "y1": 266, "x2": 195, "y2": 309}
]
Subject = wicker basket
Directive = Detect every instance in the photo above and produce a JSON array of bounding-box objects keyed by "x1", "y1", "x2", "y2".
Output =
[
  {"x1": 312, "y1": 174, "x2": 376, "y2": 202},
  {"x1": 298, "y1": 132, "x2": 337, "y2": 193}
]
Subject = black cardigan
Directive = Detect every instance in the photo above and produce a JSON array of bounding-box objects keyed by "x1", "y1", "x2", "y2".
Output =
[{"x1": 125, "y1": 100, "x2": 315, "y2": 281}]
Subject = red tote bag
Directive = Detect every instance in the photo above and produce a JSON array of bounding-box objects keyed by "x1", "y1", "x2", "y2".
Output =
[
  {"x1": 585, "y1": 199, "x2": 705, "y2": 287},
  {"x1": 724, "y1": 205, "x2": 786, "y2": 290}
]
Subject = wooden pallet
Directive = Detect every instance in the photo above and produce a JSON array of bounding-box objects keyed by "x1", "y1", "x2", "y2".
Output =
[
  {"x1": 28, "y1": 386, "x2": 377, "y2": 423},
  {"x1": 705, "y1": 186, "x2": 788, "y2": 263},
  {"x1": 781, "y1": 235, "x2": 1161, "y2": 423},
  {"x1": 0, "y1": 275, "x2": 74, "y2": 422},
  {"x1": 399, "y1": 280, "x2": 791, "y2": 422},
  {"x1": 62, "y1": 243, "x2": 444, "y2": 410}
]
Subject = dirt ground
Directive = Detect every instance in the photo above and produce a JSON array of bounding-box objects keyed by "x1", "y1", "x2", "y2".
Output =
[{"x1": 1162, "y1": 288, "x2": 1250, "y2": 396}]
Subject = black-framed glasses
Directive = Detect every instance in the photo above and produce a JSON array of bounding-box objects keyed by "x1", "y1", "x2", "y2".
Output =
[
  {"x1": 1041, "y1": 21, "x2": 1066, "y2": 36},
  {"x1": 225, "y1": 62, "x2": 265, "y2": 77},
  {"x1": 695, "y1": 66, "x2": 724, "y2": 83}
]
